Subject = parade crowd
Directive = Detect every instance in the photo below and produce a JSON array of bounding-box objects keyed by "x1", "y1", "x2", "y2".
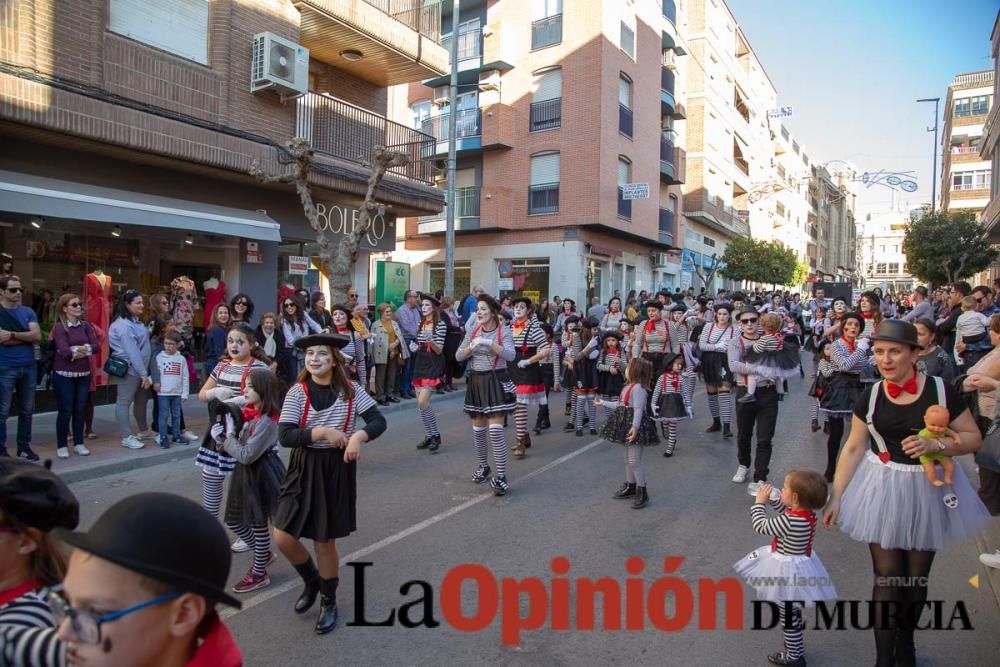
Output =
[{"x1": 2, "y1": 272, "x2": 1000, "y2": 666}]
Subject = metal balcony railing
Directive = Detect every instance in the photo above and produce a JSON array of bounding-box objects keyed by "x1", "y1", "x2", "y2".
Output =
[
  {"x1": 661, "y1": 67, "x2": 675, "y2": 95},
  {"x1": 362, "y1": 0, "x2": 442, "y2": 43},
  {"x1": 418, "y1": 186, "x2": 481, "y2": 221},
  {"x1": 295, "y1": 92, "x2": 436, "y2": 184},
  {"x1": 421, "y1": 108, "x2": 482, "y2": 141},
  {"x1": 531, "y1": 14, "x2": 562, "y2": 50},
  {"x1": 659, "y1": 208, "x2": 675, "y2": 245},
  {"x1": 662, "y1": 0, "x2": 677, "y2": 24},
  {"x1": 619, "y1": 104, "x2": 633, "y2": 138},
  {"x1": 617, "y1": 187, "x2": 632, "y2": 219},
  {"x1": 441, "y1": 28, "x2": 482, "y2": 62},
  {"x1": 530, "y1": 98, "x2": 561, "y2": 131},
  {"x1": 660, "y1": 136, "x2": 674, "y2": 164},
  {"x1": 951, "y1": 145, "x2": 980, "y2": 154},
  {"x1": 529, "y1": 183, "x2": 560, "y2": 214}
]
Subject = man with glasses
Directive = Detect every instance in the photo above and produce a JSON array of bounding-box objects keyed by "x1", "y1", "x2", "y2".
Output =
[
  {"x1": 727, "y1": 309, "x2": 780, "y2": 492},
  {"x1": 396, "y1": 290, "x2": 421, "y2": 399},
  {"x1": 972, "y1": 285, "x2": 1000, "y2": 317},
  {"x1": 346, "y1": 289, "x2": 359, "y2": 310},
  {"x1": 0, "y1": 275, "x2": 41, "y2": 460}
]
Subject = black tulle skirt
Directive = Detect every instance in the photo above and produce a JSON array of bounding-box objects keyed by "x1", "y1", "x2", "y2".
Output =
[
  {"x1": 600, "y1": 406, "x2": 660, "y2": 446},
  {"x1": 464, "y1": 370, "x2": 517, "y2": 416},
  {"x1": 598, "y1": 371, "x2": 625, "y2": 398},
  {"x1": 575, "y1": 358, "x2": 598, "y2": 393},
  {"x1": 699, "y1": 350, "x2": 732, "y2": 385},
  {"x1": 656, "y1": 392, "x2": 690, "y2": 422},
  {"x1": 273, "y1": 447, "x2": 357, "y2": 541},
  {"x1": 224, "y1": 450, "x2": 286, "y2": 527},
  {"x1": 820, "y1": 372, "x2": 862, "y2": 414}
]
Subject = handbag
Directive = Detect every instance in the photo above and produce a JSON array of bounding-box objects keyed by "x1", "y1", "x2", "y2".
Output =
[
  {"x1": 977, "y1": 414, "x2": 1000, "y2": 472},
  {"x1": 103, "y1": 356, "x2": 130, "y2": 378}
]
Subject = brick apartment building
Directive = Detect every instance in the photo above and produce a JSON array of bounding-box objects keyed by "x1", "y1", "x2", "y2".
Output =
[
  {"x1": 0, "y1": 0, "x2": 446, "y2": 405},
  {"x1": 982, "y1": 13, "x2": 1000, "y2": 242},
  {"x1": 391, "y1": 0, "x2": 688, "y2": 304},
  {"x1": 942, "y1": 70, "x2": 994, "y2": 219}
]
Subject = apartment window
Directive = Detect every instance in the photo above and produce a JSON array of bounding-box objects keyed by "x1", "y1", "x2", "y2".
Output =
[
  {"x1": 619, "y1": 74, "x2": 633, "y2": 139},
  {"x1": 887, "y1": 262, "x2": 899, "y2": 275},
  {"x1": 703, "y1": 236, "x2": 716, "y2": 248},
  {"x1": 952, "y1": 169, "x2": 991, "y2": 191},
  {"x1": 776, "y1": 201, "x2": 786, "y2": 217},
  {"x1": 620, "y1": 22, "x2": 635, "y2": 59},
  {"x1": 972, "y1": 95, "x2": 991, "y2": 116},
  {"x1": 531, "y1": 0, "x2": 563, "y2": 50},
  {"x1": 429, "y1": 261, "x2": 472, "y2": 298},
  {"x1": 529, "y1": 151, "x2": 560, "y2": 214},
  {"x1": 110, "y1": 0, "x2": 208, "y2": 64},
  {"x1": 617, "y1": 157, "x2": 632, "y2": 220},
  {"x1": 954, "y1": 98, "x2": 971, "y2": 117},
  {"x1": 442, "y1": 19, "x2": 483, "y2": 63},
  {"x1": 530, "y1": 68, "x2": 562, "y2": 131},
  {"x1": 411, "y1": 101, "x2": 431, "y2": 131}
]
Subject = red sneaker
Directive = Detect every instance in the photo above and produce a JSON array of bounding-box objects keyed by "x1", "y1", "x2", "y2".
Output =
[{"x1": 233, "y1": 570, "x2": 270, "y2": 594}]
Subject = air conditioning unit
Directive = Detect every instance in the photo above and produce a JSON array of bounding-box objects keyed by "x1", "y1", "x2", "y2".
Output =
[
  {"x1": 652, "y1": 252, "x2": 675, "y2": 267},
  {"x1": 251, "y1": 33, "x2": 309, "y2": 99}
]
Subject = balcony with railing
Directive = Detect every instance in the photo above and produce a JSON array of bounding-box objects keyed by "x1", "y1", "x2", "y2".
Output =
[
  {"x1": 294, "y1": 0, "x2": 447, "y2": 85},
  {"x1": 530, "y1": 98, "x2": 561, "y2": 131},
  {"x1": 684, "y1": 192, "x2": 748, "y2": 237},
  {"x1": 296, "y1": 92, "x2": 436, "y2": 184},
  {"x1": 619, "y1": 104, "x2": 633, "y2": 139},
  {"x1": 417, "y1": 185, "x2": 481, "y2": 233},
  {"x1": 659, "y1": 208, "x2": 675, "y2": 246},
  {"x1": 662, "y1": 0, "x2": 677, "y2": 25},
  {"x1": 617, "y1": 187, "x2": 632, "y2": 220},
  {"x1": 660, "y1": 134, "x2": 679, "y2": 184},
  {"x1": 531, "y1": 14, "x2": 562, "y2": 50},
  {"x1": 420, "y1": 108, "x2": 482, "y2": 156},
  {"x1": 661, "y1": 67, "x2": 676, "y2": 115},
  {"x1": 441, "y1": 26, "x2": 482, "y2": 70},
  {"x1": 529, "y1": 183, "x2": 560, "y2": 215}
]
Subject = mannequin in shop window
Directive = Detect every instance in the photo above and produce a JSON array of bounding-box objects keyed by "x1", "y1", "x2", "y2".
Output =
[
  {"x1": 1, "y1": 252, "x2": 14, "y2": 277},
  {"x1": 203, "y1": 276, "x2": 227, "y2": 325},
  {"x1": 84, "y1": 267, "x2": 113, "y2": 381}
]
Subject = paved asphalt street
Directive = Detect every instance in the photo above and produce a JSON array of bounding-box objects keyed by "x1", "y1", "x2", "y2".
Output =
[{"x1": 65, "y1": 374, "x2": 1000, "y2": 666}]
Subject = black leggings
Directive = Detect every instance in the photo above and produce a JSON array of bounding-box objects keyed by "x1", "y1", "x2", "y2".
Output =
[
  {"x1": 825, "y1": 415, "x2": 845, "y2": 480},
  {"x1": 868, "y1": 544, "x2": 935, "y2": 667}
]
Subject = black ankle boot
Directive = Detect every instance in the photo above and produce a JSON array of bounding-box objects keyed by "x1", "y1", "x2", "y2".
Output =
[
  {"x1": 293, "y1": 559, "x2": 320, "y2": 614},
  {"x1": 811, "y1": 419, "x2": 820, "y2": 432},
  {"x1": 315, "y1": 577, "x2": 339, "y2": 635},
  {"x1": 631, "y1": 486, "x2": 649, "y2": 509},
  {"x1": 613, "y1": 481, "x2": 637, "y2": 499},
  {"x1": 706, "y1": 417, "x2": 722, "y2": 432},
  {"x1": 428, "y1": 434, "x2": 441, "y2": 453},
  {"x1": 535, "y1": 405, "x2": 551, "y2": 433},
  {"x1": 722, "y1": 423, "x2": 733, "y2": 438}
]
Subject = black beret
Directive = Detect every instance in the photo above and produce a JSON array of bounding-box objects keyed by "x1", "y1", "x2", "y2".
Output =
[{"x1": 0, "y1": 459, "x2": 79, "y2": 532}]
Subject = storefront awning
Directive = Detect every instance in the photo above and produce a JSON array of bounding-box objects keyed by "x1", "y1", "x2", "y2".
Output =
[{"x1": 0, "y1": 169, "x2": 282, "y2": 242}]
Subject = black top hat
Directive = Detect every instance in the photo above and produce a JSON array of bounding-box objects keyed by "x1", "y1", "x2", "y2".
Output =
[
  {"x1": 294, "y1": 332, "x2": 352, "y2": 350},
  {"x1": 511, "y1": 295, "x2": 533, "y2": 309},
  {"x1": 56, "y1": 493, "x2": 242, "y2": 609},
  {"x1": 871, "y1": 320, "x2": 920, "y2": 348},
  {"x1": 0, "y1": 459, "x2": 79, "y2": 532},
  {"x1": 417, "y1": 292, "x2": 441, "y2": 307},
  {"x1": 644, "y1": 300, "x2": 664, "y2": 310},
  {"x1": 478, "y1": 293, "x2": 502, "y2": 313}
]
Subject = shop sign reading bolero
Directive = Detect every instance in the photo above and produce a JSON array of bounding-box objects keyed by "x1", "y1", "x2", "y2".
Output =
[{"x1": 313, "y1": 201, "x2": 396, "y2": 252}]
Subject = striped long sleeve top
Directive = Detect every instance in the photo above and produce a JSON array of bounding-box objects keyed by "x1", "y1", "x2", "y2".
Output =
[
  {"x1": 698, "y1": 322, "x2": 735, "y2": 353},
  {"x1": 416, "y1": 318, "x2": 448, "y2": 351},
  {"x1": 751, "y1": 497, "x2": 817, "y2": 557},
  {"x1": 817, "y1": 359, "x2": 837, "y2": 378},
  {"x1": 830, "y1": 337, "x2": 868, "y2": 374},
  {"x1": 333, "y1": 327, "x2": 368, "y2": 387},
  {"x1": 632, "y1": 318, "x2": 671, "y2": 358},
  {"x1": 0, "y1": 590, "x2": 65, "y2": 666},
  {"x1": 455, "y1": 322, "x2": 515, "y2": 371}
]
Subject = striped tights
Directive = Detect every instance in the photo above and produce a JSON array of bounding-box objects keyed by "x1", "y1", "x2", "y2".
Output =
[
  {"x1": 227, "y1": 523, "x2": 272, "y2": 576},
  {"x1": 810, "y1": 398, "x2": 820, "y2": 421},
  {"x1": 575, "y1": 394, "x2": 596, "y2": 430},
  {"x1": 663, "y1": 422, "x2": 678, "y2": 455},
  {"x1": 707, "y1": 392, "x2": 720, "y2": 417},
  {"x1": 419, "y1": 406, "x2": 440, "y2": 437},
  {"x1": 201, "y1": 470, "x2": 224, "y2": 519},
  {"x1": 514, "y1": 403, "x2": 529, "y2": 437},
  {"x1": 777, "y1": 603, "x2": 805, "y2": 660},
  {"x1": 718, "y1": 390, "x2": 734, "y2": 427},
  {"x1": 473, "y1": 425, "x2": 488, "y2": 467},
  {"x1": 488, "y1": 424, "x2": 508, "y2": 477}
]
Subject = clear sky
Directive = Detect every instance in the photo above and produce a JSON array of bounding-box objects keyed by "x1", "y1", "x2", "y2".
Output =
[{"x1": 726, "y1": 0, "x2": 997, "y2": 219}]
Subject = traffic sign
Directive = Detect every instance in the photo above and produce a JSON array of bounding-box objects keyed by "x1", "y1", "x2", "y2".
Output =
[{"x1": 621, "y1": 183, "x2": 650, "y2": 200}]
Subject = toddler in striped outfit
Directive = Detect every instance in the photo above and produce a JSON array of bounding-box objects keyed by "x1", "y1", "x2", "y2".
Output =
[{"x1": 733, "y1": 469, "x2": 837, "y2": 667}]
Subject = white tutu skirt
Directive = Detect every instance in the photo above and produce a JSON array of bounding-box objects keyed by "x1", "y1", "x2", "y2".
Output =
[
  {"x1": 839, "y1": 451, "x2": 991, "y2": 551},
  {"x1": 733, "y1": 546, "x2": 837, "y2": 604}
]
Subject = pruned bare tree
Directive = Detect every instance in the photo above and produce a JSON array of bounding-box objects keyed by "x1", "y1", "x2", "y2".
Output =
[{"x1": 250, "y1": 138, "x2": 409, "y2": 304}]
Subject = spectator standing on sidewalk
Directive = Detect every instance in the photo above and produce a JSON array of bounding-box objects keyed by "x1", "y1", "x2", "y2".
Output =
[
  {"x1": 0, "y1": 275, "x2": 41, "y2": 460},
  {"x1": 154, "y1": 331, "x2": 190, "y2": 450},
  {"x1": 395, "y1": 290, "x2": 420, "y2": 399},
  {"x1": 50, "y1": 293, "x2": 97, "y2": 459},
  {"x1": 109, "y1": 289, "x2": 153, "y2": 451}
]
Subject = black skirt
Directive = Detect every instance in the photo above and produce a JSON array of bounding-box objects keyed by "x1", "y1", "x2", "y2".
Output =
[
  {"x1": 808, "y1": 374, "x2": 830, "y2": 399},
  {"x1": 820, "y1": 372, "x2": 862, "y2": 413},
  {"x1": 464, "y1": 370, "x2": 517, "y2": 416},
  {"x1": 700, "y1": 350, "x2": 732, "y2": 385},
  {"x1": 642, "y1": 352, "x2": 669, "y2": 378},
  {"x1": 656, "y1": 392, "x2": 690, "y2": 422},
  {"x1": 413, "y1": 349, "x2": 445, "y2": 384},
  {"x1": 273, "y1": 447, "x2": 357, "y2": 541},
  {"x1": 600, "y1": 406, "x2": 660, "y2": 446},
  {"x1": 224, "y1": 450, "x2": 287, "y2": 527},
  {"x1": 598, "y1": 370, "x2": 625, "y2": 397},
  {"x1": 575, "y1": 358, "x2": 598, "y2": 393}
]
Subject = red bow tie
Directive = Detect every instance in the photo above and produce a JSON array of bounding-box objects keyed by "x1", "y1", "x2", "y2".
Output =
[{"x1": 885, "y1": 374, "x2": 918, "y2": 398}]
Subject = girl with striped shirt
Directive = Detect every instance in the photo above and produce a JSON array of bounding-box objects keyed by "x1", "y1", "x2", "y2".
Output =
[
  {"x1": 734, "y1": 469, "x2": 836, "y2": 667},
  {"x1": 411, "y1": 293, "x2": 449, "y2": 453},
  {"x1": 272, "y1": 333, "x2": 386, "y2": 636},
  {"x1": 508, "y1": 297, "x2": 550, "y2": 458},
  {"x1": 455, "y1": 294, "x2": 516, "y2": 495},
  {"x1": 331, "y1": 304, "x2": 368, "y2": 389},
  {"x1": 198, "y1": 322, "x2": 269, "y2": 553}
]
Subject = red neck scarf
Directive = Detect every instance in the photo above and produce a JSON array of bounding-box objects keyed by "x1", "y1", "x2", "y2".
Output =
[
  {"x1": 885, "y1": 371, "x2": 918, "y2": 399},
  {"x1": 861, "y1": 312, "x2": 874, "y2": 319},
  {"x1": 335, "y1": 325, "x2": 350, "y2": 333},
  {"x1": 843, "y1": 337, "x2": 856, "y2": 353},
  {"x1": 242, "y1": 404, "x2": 277, "y2": 423},
  {"x1": 0, "y1": 580, "x2": 41, "y2": 606},
  {"x1": 645, "y1": 316, "x2": 661, "y2": 334}
]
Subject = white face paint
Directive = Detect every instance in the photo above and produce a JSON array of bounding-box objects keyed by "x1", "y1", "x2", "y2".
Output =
[
  {"x1": 476, "y1": 301, "x2": 491, "y2": 323},
  {"x1": 243, "y1": 380, "x2": 261, "y2": 407},
  {"x1": 514, "y1": 302, "x2": 528, "y2": 319},
  {"x1": 332, "y1": 310, "x2": 348, "y2": 327},
  {"x1": 227, "y1": 332, "x2": 252, "y2": 361},
  {"x1": 833, "y1": 300, "x2": 847, "y2": 314},
  {"x1": 305, "y1": 345, "x2": 334, "y2": 376},
  {"x1": 421, "y1": 300, "x2": 435, "y2": 317}
]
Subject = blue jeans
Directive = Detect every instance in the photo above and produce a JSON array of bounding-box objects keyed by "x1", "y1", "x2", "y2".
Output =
[
  {"x1": 0, "y1": 364, "x2": 36, "y2": 453},
  {"x1": 53, "y1": 373, "x2": 89, "y2": 447},
  {"x1": 158, "y1": 395, "x2": 182, "y2": 446}
]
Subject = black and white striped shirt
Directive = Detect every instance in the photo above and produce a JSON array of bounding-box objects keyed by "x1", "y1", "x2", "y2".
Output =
[
  {"x1": 1, "y1": 590, "x2": 64, "y2": 666},
  {"x1": 698, "y1": 323, "x2": 735, "y2": 352},
  {"x1": 455, "y1": 323, "x2": 515, "y2": 371},
  {"x1": 817, "y1": 359, "x2": 837, "y2": 378},
  {"x1": 510, "y1": 319, "x2": 549, "y2": 353},
  {"x1": 210, "y1": 358, "x2": 269, "y2": 394},
  {"x1": 751, "y1": 498, "x2": 817, "y2": 556},
  {"x1": 279, "y1": 380, "x2": 378, "y2": 446},
  {"x1": 416, "y1": 319, "x2": 448, "y2": 349}
]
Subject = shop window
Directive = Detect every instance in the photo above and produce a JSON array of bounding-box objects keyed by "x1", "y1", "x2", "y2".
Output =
[
  {"x1": 428, "y1": 261, "x2": 472, "y2": 298},
  {"x1": 498, "y1": 258, "x2": 550, "y2": 304}
]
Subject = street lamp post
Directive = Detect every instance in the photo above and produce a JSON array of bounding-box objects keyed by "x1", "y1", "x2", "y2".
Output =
[
  {"x1": 444, "y1": 0, "x2": 460, "y2": 295},
  {"x1": 916, "y1": 97, "x2": 940, "y2": 213}
]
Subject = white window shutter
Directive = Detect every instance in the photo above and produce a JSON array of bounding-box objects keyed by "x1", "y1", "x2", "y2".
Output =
[
  {"x1": 619, "y1": 77, "x2": 631, "y2": 108},
  {"x1": 533, "y1": 69, "x2": 562, "y2": 102},
  {"x1": 110, "y1": 0, "x2": 209, "y2": 64},
  {"x1": 531, "y1": 153, "x2": 560, "y2": 185},
  {"x1": 618, "y1": 160, "x2": 629, "y2": 185}
]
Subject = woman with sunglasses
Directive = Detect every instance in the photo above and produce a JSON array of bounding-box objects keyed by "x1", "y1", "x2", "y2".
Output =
[
  {"x1": 0, "y1": 458, "x2": 79, "y2": 665},
  {"x1": 281, "y1": 296, "x2": 323, "y2": 379},
  {"x1": 50, "y1": 293, "x2": 98, "y2": 459},
  {"x1": 229, "y1": 294, "x2": 255, "y2": 326}
]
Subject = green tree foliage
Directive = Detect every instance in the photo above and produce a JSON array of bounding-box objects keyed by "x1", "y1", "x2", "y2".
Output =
[
  {"x1": 721, "y1": 237, "x2": 804, "y2": 287},
  {"x1": 718, "y1": 236, "x2": 759, "y2": 283},
  {"x1": 902, "y1": 210, "x2": 997, "y2": 286}
]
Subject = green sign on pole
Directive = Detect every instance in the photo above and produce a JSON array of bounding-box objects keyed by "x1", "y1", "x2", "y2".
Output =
[{"x1": 375, "y1": 261, "x2": 410, "y2": 308}]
